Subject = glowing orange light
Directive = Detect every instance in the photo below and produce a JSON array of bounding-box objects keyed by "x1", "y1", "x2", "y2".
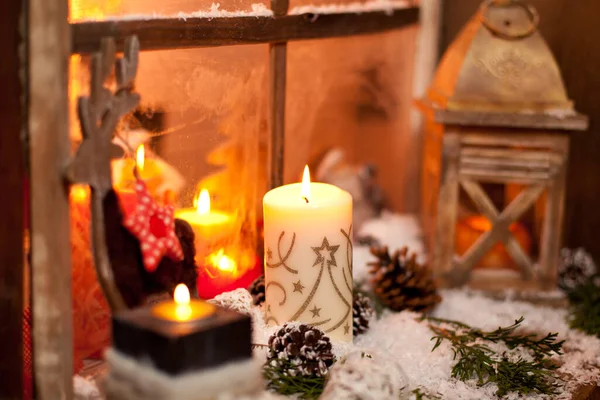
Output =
[
  {"x1": 136, "y1": 144, "x2": 145, "y2": 172},
  {"x1": 196, "y1": 189, "x2": 211, "y2": 215},
  {"x1": 301, "y1": 165, "x2": 311, "y2": 202},
  {"x1": 71, "y1": 185, "x2": 89, "y2": 202},
  {"x1": 208, "y1": 249, "x2": 237, "y2": 273},
  {"x1": 173, "y1": 284, "x2": 192, "y2": 321}
]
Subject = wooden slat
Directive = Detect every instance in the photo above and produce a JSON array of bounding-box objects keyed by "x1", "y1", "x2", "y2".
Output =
[
  {"x1": 29, "y1": 0, "x2": 73, "y2": 396},
  {"x1": 268, "y1": 0, "x2": 289, "y2": 190},
  {"x1": 461, "y1": 147, "x2": 563, "y2": 164},
  {"x1": 0, "y1": 0, "x2": 25, "y2": 396},
  {"x1": 460, "y1": 133, "x2": 568, "y2": 150},
  {"x1": 71, "y1": 6, "x2": 420, "y2": 53},
  {"x1": 433, "y1": 108, "x2": 589, "y2": 131},
  {"x1": 433, "y1": 132, "x2": 462, "y2": 284},
  {"x1": 460, "y1": 155, "x2": 552, "y2": 171},
  {"x1": 458, "y1": 184, "x2": 544, "y2": 273},
  {"x1": 460, "y1": 179, "x2": 535, "y2": 279},
  {"x1": 539, "y1": 138, "x2": 569, "y2": 289},
  {"x1": 460, "y1": 168, "x2": 551, "y2": 185}
]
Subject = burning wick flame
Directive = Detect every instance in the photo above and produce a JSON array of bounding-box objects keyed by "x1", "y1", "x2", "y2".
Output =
[
  {"x1": 209, "y1": 249, "x2": 237, "y2": 274},
  {"x1": 173, "y1": 284, "x2": 192, "y2": 321},
  {"x1": 196, "y1": 189, "x2": 211, "y2": 215},
  {"x1": 136, "y1": 144, "x2": 145, "y2": 172},
  {"x1": 301, "y1": 165, "x2": 311, "y2": 203}
]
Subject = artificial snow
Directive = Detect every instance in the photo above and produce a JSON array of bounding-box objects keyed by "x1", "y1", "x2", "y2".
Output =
[
  {"x1": 76, "y1": 3, "x2": 273, "y2": 22},
  {"x1": 289, "y1": 0, "x2": 411, "y2": 16},
  {"x1": 237, "y1": 283, "x2": 600, "y2": 399},
  {"x1": 73, "y1": 0, "x2": 412, "y2": 22},
  {"x1": 73, "y1": 212, "x2": 599, "y2": 399}
]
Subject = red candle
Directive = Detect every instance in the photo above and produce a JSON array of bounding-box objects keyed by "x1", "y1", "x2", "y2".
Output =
[{"x1": 197, "y1": 249, "x2": 262, "y2": 299}]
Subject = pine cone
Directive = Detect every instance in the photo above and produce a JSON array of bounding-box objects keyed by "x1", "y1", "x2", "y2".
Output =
[
  {"x1": 368, "y1": 246, "x2": 441, "y2": 312},
  {"x1": 267, "y1": 323, "x2": 335, "y2": 377},
  {"x1": 559, "y1": 248, "x2": 597, "y2": 291},
  {"x1": 353, "y1": 291, "x2": 374, "y2": 335},
  {"x1": 248, "y1": 275, "x2": 265, "y2": 306}
]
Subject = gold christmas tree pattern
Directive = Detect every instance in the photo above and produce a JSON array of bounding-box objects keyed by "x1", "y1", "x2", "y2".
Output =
[{"x1": 265, "y1": 226, "x2": 353, "y2": 341}]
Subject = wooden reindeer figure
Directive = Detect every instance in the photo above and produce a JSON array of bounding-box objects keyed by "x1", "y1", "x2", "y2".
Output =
[{"x1": 67, "y1": 37, "x2": 197, "y2": 311}]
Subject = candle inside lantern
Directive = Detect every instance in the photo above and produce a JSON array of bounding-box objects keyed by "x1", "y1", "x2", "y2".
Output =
[
  {"x1": 455, "y1": 216, "x2": 532, "y2": 270},
  {"x1": 152, "y1": 284, "x2": 215, "y2": 322},
  {"x1": 263, "y1": 166, "x2": 353, "y2": 341},
  {"x1": 175, "y1": 189, "x2": 234, "y2": 263}
]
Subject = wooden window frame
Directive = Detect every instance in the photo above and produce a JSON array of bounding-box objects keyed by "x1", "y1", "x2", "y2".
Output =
[{"x1": 25, "y1": 0, "x2": 420, "y2": 397}]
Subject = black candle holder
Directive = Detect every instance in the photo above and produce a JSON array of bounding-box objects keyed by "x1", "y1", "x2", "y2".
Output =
[{"x1": 112, "y1": 302, "x2": 252, "y2": 376}]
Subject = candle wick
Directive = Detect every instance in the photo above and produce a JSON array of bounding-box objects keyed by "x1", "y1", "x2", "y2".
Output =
[{"x1": 303, "y1": 196, "x2": 309, "y2": 204}]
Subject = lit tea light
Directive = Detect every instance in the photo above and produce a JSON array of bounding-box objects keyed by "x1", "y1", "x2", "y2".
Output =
[
  {"x1": 177, "y1": 189, "x2": 232, "y2": 231},
  {"x1": 175, "y1": 189, "x2": 234, "y2": 263},
  {"x1": 112, "y1": 283, "x2": 252, "y2": 376},
  {"x1": 136, "y1": 144, "x2": 145, "y2": 172},
  {"x1": 152, "y1": 284, "x2": 215, "y2": 322},
  {"x1": 263, "y1": 165, "x2": 353, "y2": 341},
  {"x1": 208, "y1": 249, "x2": 237, "y2": 274}
]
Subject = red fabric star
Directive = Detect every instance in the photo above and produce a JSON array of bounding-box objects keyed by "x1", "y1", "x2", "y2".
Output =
[{"x1": 123, "y1": 179, "x2": 183, "y2": 272}]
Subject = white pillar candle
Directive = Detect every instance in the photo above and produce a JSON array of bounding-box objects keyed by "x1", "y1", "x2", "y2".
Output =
[
  {"x1": 263, "y1": 166, "x2": 353, "y2": 341},
  {"x1": 175, "y1": 189, "x2": 234, "y2": 263}
]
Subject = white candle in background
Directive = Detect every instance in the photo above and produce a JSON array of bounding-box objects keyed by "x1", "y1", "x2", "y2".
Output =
[
  {"x1": 175, "y1": 189, "x2": 234, "y2": 263},
  {"x1": 263, "y1": 166, "x2": 353, "y2": 341}
]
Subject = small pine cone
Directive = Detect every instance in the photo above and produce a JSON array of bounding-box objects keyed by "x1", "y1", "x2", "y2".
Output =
[
  {"x1": 559, "y1": 248, "x2": 597, "y2": 291},
  {"x1": 248, "y1": 275, "x2": 265, "y2": 306},
  {"x1": 267, "y1": 323, "x2": 335, "y2": 378},
  {"x1": 368, "y1": 246, "x2": 441, "y2": 313},
  {"x1": 353, "y1": 292, "x2": 374, "y2": 335}
]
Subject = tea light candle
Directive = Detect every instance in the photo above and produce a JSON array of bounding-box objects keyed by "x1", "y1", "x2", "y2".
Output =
[
  {"x1": 263, "y1": 166, "x2": 353, "y2": 341},
  {"x1": 152, "y1": 284, "x2": 215, "y2": 321},
  {"x1": 175, "y1": 189, "x2": 234, "y2": 262},
  {"x1": 112, "y1": 283, "x2": 252, "y2": 376}
]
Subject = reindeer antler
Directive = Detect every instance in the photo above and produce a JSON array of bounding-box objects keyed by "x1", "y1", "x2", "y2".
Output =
[{"x1": 67, "y1": 36, "x2": 141, "y2": 312}]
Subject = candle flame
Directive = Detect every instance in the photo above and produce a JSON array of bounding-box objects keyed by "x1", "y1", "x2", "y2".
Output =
[
  {"x1": 301, "y1": 165, "x2": 311, "y2": 203},
  {"x1": 136, "y1": 144, "x2": 145, "y2": 172},
  {"x1": 196, "y1": 189, "x2": 211, "y2": 215},
  {"x1": 173, "y1": 284, "x2": 192, "y2": 321},
  {"x1": 209, "y1": 249, "x2": 237, "y2": 273},
  {"x1": 174, "y1": 284, "x2": 190, "y2": 306}
]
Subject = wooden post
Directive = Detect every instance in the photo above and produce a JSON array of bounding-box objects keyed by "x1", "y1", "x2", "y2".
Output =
[
  {"x1": 29, "y1": 0, "x2": 73, "y2": 397},
  {"x1": 539, "y1": 135, "x2": 569, "y2": 289},
  {"x1": 0, "y1": 0, "x2": 25, "y2": 397},
  {"x1": 268, "y1": 0, "x2": 289, "y2": 190},
  {"x1": 433, "y1": 130, "x2": 461, "y2": 284}
]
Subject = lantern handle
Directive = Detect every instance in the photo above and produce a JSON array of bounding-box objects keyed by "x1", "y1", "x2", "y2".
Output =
[{"x1": 480, "y1": 0, "x2": 540, "y2": 40}]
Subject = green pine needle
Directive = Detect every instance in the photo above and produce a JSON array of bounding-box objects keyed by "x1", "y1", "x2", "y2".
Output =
[
  {"x1": 427, "y1": 316, "x2": 563, "y2": 397},
  {"x1": 411, "y1": 387, "x2": 442, "y2": 399},
  {"x1": 567, "y1": 275, "x2": 600, "y2": 338},
  {"x1": 263, "y1": 358, "x2": 328, "y2": 399}
]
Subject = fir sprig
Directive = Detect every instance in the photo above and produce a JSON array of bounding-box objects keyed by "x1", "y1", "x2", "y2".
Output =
[
  {"x1": 427, "y1": 317, "x2": 563, "y2": 397},
  {"x1": 567, "y1": 274, "x2": 600, "y2": 338},
  {"x1": 411, "y1": 387, "x2": 442, "y2": 399},
  {"x1": 263, "y1": 358, "x2": 327, "y2": 399}
]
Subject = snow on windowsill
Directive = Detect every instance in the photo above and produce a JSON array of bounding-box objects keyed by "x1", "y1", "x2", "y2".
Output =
[
  {"x1": 290, "y1": 0, "x2": 412, "y2": 16},
  {"x1": 72, "y1": 0, "x2": 413, "y2": 23},
  {"x1": 74, "y1": 3, "x2": 273, "y2": 22}
]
